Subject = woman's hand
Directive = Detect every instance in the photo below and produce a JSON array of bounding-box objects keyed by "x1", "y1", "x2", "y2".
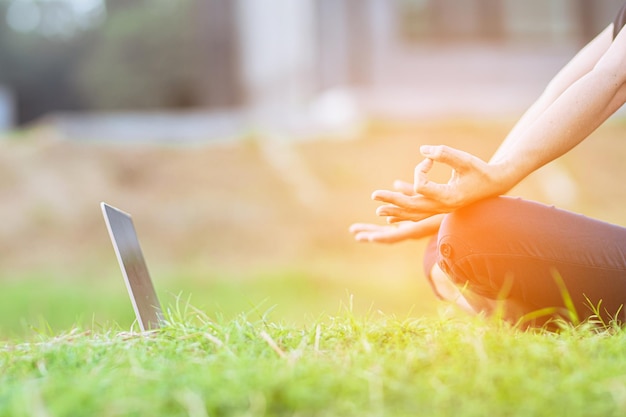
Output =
[
  {"x1": 373, "y1": 145, "x2": 512, "y2": 223},
  {"x1": 350, "y1": 216, "x2": 443, "y2": 243},
  {"x1": 350, "y1": 180, "x2": 443, "y2": 243}
]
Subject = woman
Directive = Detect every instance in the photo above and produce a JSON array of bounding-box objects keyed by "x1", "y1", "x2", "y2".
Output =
[{"x1": 350, "y1": 3, "x2": 626, "y2": 326}]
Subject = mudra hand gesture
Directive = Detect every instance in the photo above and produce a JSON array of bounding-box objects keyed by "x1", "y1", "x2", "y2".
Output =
[
  {"x1": 350, "y1": 144, "x2": 511, "y2": 243},
  {"x1": 372, "y1": 145, "x2": 511, "y2": 224}
]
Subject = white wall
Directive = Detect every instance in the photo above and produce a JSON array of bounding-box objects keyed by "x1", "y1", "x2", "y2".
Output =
[{"x1": 236, "y1": 0, "x2": 317, "y2": 125}]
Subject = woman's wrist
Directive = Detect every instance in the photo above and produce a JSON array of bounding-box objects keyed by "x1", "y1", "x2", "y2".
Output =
[{"x1": 485, "y1": 159, "x2": 525, "y2": 197}]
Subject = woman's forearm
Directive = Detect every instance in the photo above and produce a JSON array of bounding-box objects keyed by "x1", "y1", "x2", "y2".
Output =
[
  {"x1": 490, "y1": 25, "x2": 614, "y2": 164},
  {"x1": 491, "y1": 66, "x2": 626, "y2": 190},
  {"x1": 373, "y1": 66, "x2": 625, "y2": 222}
]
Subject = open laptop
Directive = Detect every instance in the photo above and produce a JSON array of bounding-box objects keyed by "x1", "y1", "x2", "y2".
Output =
[{"x1": 101, "y1": 202, "x2": 164, "y2": 331}]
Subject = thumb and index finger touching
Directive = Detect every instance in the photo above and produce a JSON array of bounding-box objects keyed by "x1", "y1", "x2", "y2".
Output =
[
  {"x1": 369, "y1": 145, "x2": 474, "y2": 219},
  {"x1": 371, "y1": 145, "x2": 464, "y2": 207},
  {"x1": 413, "y1": 145, "x2": 467, "y2": 199},
  {"x1": 419, "y1": 145, "x2": 473, "y2": 173}
]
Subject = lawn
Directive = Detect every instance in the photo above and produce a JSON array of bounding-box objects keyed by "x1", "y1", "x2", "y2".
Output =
[{"x1": 2, "y1": 304, "x2": 626, "y2": 417}]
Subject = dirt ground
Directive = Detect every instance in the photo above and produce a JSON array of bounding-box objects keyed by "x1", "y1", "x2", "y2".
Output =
[{"x1": 1, "y1": 117, "x2": 625, "y2": 289}]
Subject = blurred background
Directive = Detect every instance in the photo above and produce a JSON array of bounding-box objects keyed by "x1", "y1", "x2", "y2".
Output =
[{"x1": 1, "y1": 0, "x2": 626, "y2": 338}]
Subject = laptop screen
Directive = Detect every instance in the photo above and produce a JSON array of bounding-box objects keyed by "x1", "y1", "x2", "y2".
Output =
[{"x1": 101, "y1": 203, "x2": 163, "y2": 331}]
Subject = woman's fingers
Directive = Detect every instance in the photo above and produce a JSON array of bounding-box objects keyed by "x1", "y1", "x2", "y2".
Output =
[
  {"x1": 413, "y1": 158, "x2": 433, "y2": 193},
  {"x1": 416, "y1": 145, "x2": 486, "y2": 203},
  {"x1": 349, "y1": 225, "x2": 379, "y2": 242},
  {"x1": 372, "y1": 189, "x2": 441, "y2": 216},
  {"x1": 413, "y1": 157, "x2": 453, "y2": 202},
  {"x1": 371, "y1": 190, "x2": 411, "y2": 207},
  {"x1": 349, "y1": 223, "x2": 384, "y2": 234},
  {"x1": 412, "y1": 147, "x2": 468, "y2": 203},
  {"x1": 369, "y1": 145, "x2": 494, "y2": 224},
  {"x1": 414, "y1": 179, "x2": 453, "y2": 204},
  {"x1": 349, "y1": 221, "x2": 436, "y2": 244},
  {"x1": 393, "y1": 180, "x2": 415, "y2": 196},
  {"x1": 361, "y1": 229, "x2": 407, "y2": 244},
  {"x1": 349, "y1": 223, "x2": 402, "y2": 243},
  {"x1": 378, "y1": 206, "x2": 434, "y2": 223},
  {"x1": 420, "y1": 145, "x2": 473, "y2": 172}
]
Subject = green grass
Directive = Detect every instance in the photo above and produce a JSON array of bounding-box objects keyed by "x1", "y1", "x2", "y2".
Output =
[
  {"x1": 0, "y1": 263, "x2": 435, "y2": 339},
  {"x1": 3, "y1": 301, "x2": 626, "y2": 417}
]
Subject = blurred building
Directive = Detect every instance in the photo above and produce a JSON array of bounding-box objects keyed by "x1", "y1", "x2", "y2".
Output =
[
  {"x1": 400, "y1": 0, "x2": 623, "y2": 43},
  {"x1": 229, "y1": 0, "x2": 623, "y2": 123},
  {"x1": 8, "y1": 0, "x2": 626, "y2": 139},
  {"x1": 233, "y1": 0, "x2": 625, "y2": 101}
]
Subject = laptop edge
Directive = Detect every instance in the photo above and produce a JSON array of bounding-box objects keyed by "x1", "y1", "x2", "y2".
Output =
[{"x1": 101, "y1": 202, "x2": 164, "y2": 331}]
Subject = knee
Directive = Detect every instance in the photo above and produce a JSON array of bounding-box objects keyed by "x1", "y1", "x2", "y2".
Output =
[
  {"x1": 437, "y1": 196, "x2": 522, "y2": 269},
  {"x1": 435, "y1": 197, "x2": 511, "y2": 297},
  {"x1": 439, "y1": 197, "x2": 506, "y2": 240}
]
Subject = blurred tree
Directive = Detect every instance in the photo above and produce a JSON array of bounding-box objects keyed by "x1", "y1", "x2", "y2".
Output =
[
  {"x1": 104, "y1": 0, "x2": 143, "y2": 13},
  {"x1": 0, "y1": 0, "x2": 94, "y2": 124},
  {"x1": 0, "y1": 0, "x2": 241, "y2": 124},
  {"x1": 77, "y1": 0, "x2": 241, "y2": 110}
]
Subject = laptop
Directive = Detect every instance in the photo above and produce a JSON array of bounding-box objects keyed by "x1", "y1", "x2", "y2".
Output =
[{"x1": 101, "y1": 202, "x2": 164, "y2": 331}]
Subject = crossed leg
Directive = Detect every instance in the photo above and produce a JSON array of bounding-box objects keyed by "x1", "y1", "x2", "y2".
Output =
[{"x1": 424, "y1": 197, "x2": 626, "y2": 326}]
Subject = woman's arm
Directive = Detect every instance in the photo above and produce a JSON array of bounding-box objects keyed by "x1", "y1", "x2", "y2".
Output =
[
  {"x1": 373, "y1": 25, "x2": 626, "y2": 222},
  {"x1": 491, "y1": 25, "x2": 614, "y2": 162},
  {"x1": 490, "y1": 24, "x2": 626, "y2": 183}
]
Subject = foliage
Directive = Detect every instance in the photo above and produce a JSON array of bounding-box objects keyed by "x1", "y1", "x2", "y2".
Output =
[
  {"x1": 0, "y1": 0, "x2": 239, "y2": 123},
  {"x1": 2, "y1": 303, "x2": 626, "y2": 417},
  {"x1": 0, "y1": 1, "x2": 94, "y2": 123},
  {"x1": 77, "y1": 0, "x2": 207, "y2": 110}
]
